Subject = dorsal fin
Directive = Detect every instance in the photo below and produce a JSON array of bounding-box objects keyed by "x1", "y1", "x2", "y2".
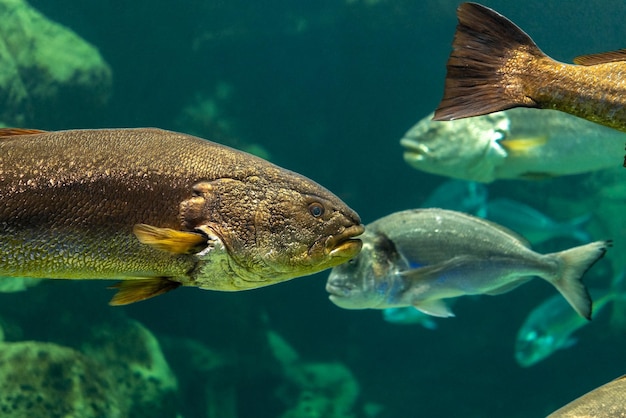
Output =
[
  {"x1": 0, "y1": 128, "x2": 47, "y2": 137},
  {"x1": 573, "y1": 49, "x2": 626, "y2": 66}
]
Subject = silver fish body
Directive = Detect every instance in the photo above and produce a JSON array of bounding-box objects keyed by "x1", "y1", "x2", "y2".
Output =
[
  {"x1": 401, "y1": 109, "x2": 625, "y2": 183},
  {"x1": 326, "y1": 209, "x2": 609, "y2": 319}
]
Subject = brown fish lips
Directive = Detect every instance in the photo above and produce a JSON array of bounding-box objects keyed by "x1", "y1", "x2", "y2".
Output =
[{"x1": 323, "y1": 224, "x2": 365, "y2": 258}]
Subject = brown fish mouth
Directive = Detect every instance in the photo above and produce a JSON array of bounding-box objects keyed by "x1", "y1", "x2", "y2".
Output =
[{"x1": 325, "y1": 224, "x2": 364, "y2": 258}]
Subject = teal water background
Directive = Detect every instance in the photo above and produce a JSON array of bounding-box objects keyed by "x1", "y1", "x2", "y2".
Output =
[{"x1": 4, "y1": 0, "x2": 626, "y2": 416}]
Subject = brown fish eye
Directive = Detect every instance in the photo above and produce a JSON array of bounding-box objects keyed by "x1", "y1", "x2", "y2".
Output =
[{"x1": 308, "y1": 202, "x2": 325, "y2": 218}]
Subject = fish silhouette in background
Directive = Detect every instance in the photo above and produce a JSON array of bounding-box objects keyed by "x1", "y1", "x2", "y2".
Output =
[
  {"x1": 420, "y1": 179, "x2": 488, "y2": 217},
  {"x1": 515, "y1": 288, "x2": 619, "y2": 367},
  {"x1": 402, "y1": 109, "x2": 625, "y2": 183},
  {"x1": 485, "y1": 198, "x2": 592, "y2": 245}
]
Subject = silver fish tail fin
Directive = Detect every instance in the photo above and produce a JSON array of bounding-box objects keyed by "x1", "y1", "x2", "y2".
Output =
[
  {"x1": 433, "y1": 3, "x2": 545, "y2": 121},
  {"x1": 550, "y1": 240, "x2": 611, "y2": 320}
]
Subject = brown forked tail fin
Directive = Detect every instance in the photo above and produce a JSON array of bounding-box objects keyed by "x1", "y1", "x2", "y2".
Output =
[{"x1": 433, "y1": 2, "x2": 546, "y2": 121}]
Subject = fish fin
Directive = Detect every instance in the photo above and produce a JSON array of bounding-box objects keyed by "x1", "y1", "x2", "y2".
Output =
[
  {"x1": 499, "y1": 136, "x2": 549, "y2": 154},
  {"x1": 420, "y1": 315, "x2": 439, "y2": 330},
  {"x1": 108, "y1": 278, "x2": 181, "y2": 306},
  {"x1": 413, "y1": 300, "x2": 455, "y2": 318},
  {"x1": 433, "y1": 3, "x2": 543, "y2": 121},
  {"x1": 549, "y1": 240, "x2": 612, "y2": 320},
  {"x1": 573, "y1": 49, "x2": 626, "y2": 66},
  {"x1": 0, "y1": 128, "x2": 47, "y2": 138},
  {"x1": 133, "y1": 223, "x2": 206, "y2": 254}
]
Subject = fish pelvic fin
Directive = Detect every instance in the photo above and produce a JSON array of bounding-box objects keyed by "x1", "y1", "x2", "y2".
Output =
[
  {"x1": 108, "y1": 278, "x2": 182, "y2": 306},
  {"x1": 549, "y1": 240, "x2": 612, "y2": 320},
  {"x1": 133, "y1": 224, "x2": 207, "y2": 254},
  {"x1": 413, "y1": 299, "x2": 455, "y2": 318},
  {"x1": 433, "y1": 3, "x2": 545, "y2": 121}
]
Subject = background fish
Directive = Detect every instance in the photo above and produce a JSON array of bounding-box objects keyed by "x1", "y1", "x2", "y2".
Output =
[
  {"x1": 401, "y1": 109, "x2": 626, "y2": 183},
  {"x1": 420, "y1": 179, "x2": 488, "y2": 217},
  {"x1": 433, "y1": 3, "x2": 626, "y2": 137},
  {"x1": 515, "y1": 288, "x2": 617, "y2": 367},
  {"x1": 382, "y1": 307, "x2": 439, "y2": 330},
  {"x1": 0, "y1": 128, "x2": 363, "y2": 304},
  {"x1": 326, "y1": 209, "x2": 609, "y2": 319},
  {"x1": 485, "y1": 198, "x2": 591, "y2": 245},
  {"x1": 547, "y1": 375, "x2": 626, "y2": 417}
]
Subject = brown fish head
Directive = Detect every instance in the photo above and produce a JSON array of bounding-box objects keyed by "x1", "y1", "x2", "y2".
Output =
[{"x1": 180, "y1": 175, "x2": 363, "y2": 289}]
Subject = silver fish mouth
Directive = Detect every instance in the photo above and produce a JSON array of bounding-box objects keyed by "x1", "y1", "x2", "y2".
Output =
[
  {"x1": 325, "y1": 281, "x2": 353, "y2": 297},
  {"x1": 400, "y1": 137, "x2": 429, "y2": 161}
]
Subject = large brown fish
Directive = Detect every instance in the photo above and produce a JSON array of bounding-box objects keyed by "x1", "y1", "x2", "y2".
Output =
[
  {"x1": 547, "y1": 374, "x2": 626, "y2": 417},
  {"x1": 433, "y1": 3, "x2": 626, "y2": 135},
  {"x1": 0, "y1": 128, "x2": 363, "y2": 305}
]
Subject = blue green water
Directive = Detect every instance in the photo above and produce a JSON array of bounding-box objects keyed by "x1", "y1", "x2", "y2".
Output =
[{"x1": 2, "y1": 0, "x2": 626, "y2": 416}]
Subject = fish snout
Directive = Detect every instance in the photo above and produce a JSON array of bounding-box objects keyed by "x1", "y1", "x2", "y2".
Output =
[
  {"x1": 325, "y1": 279, "x2": 356, "y2": 297},
  {"x1": 324, "y1": 224, "x2": 364, "y2": 258}
]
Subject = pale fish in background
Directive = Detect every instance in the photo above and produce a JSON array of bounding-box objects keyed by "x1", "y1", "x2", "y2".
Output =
[
  {"x1": 401, "y1": 109, "x2": 625, "y2": 183},
  {"x1": 420, "y1": 179, "x2": 488, "y2": 217},
  {"x1": 485, "y1": 198, "x2": 591, "y2": 245},
  {"x1": 326, "y1": 209, "x2": 610, "y2": 320},
  {"x1": 547, "y1": 375, "x2": 626, "y2": 417},
  {"x1": 515, "y1": 288, "x2": 616, "y2": 367},
  {"x1": 382, "y1": 307, "x2": 439, "y2": 330}
]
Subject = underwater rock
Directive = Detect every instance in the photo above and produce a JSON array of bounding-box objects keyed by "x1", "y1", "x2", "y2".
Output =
[
  {"x1": 159, "y1": 335, "x2": 236, "y2": 418},
  {"x1": 269, "y1": 330, "x2": 361, "y2": 418},
  {"x1": 174, "y1": 87, "x2": 272, "y2": 160},
  {"x1": 279, "y1": 362, "x2": 360, "y2": 418},
  {"x1": 0, "y1": 341, "x2": 124, "y2": 417},
  {"x1": 0, "y1": 319, "x2": 178, "y2": 418},
  {"x1": 0, "y1": 277, "x2": 42, "y2": 293},
  {"x1": 80, "y1": 319, "x2": 179, "y2": 417},
  {"x1": 0, "y1": 0, "x2": 112, "y2": 125}
]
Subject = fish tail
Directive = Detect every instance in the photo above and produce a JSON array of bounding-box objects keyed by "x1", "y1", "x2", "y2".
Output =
[
  {"x1": 549, "y1": 240, "x2": 611, "y2": 320},
  {"x1": 433, "y1": 3, "x2": 546, "y2": 121}
]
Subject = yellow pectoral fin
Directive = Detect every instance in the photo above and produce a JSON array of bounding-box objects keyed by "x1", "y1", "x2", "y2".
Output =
[
  {"x1": 499, "y1": 136, "x2": 548, "y2": 154},
  {"x1": 108, "y1": 278, "x2": 182, "y2": 306},
  {"x1": 133, "y1": 223, "x2": 206, "y2": 254}
]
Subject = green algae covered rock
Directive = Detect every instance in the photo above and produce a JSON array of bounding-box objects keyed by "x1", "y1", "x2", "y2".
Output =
[
  {"x1": 0, "y1": 0, "x2": 112, "y2": 125},
  {"x1": 0, "y1": 319, "x2": 178, "y2": 418}
]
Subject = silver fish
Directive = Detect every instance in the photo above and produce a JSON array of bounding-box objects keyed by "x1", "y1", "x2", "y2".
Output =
[
  {"x1": 485, "y1": 198, "x2": 591, "y2": 245},
  {"x1": 401, "y1": 109, "x2": 625, "y2": 183},
  {"x1": 515, "y1": 288, "x2": 615, "y2": 367},
  {"x1": 547, "y1": 375, "x2": 626, "y2": 417},
  {"x1": 326, "y1": 209, "x2": 610, "y2": 319}
]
